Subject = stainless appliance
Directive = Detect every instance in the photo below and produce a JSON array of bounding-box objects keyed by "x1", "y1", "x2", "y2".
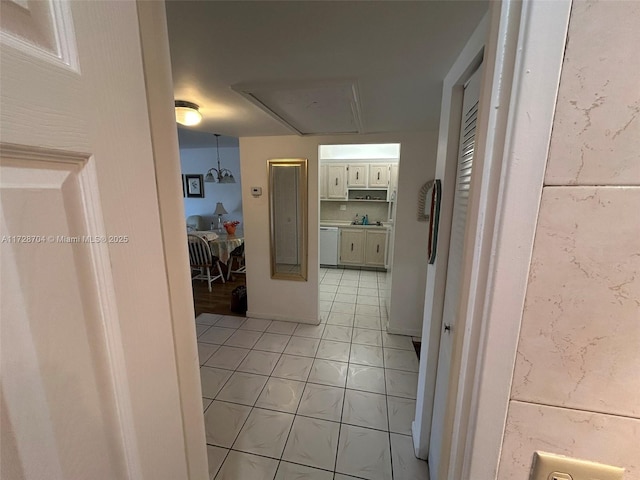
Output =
[{"x1": 319, "y1": 226, "x2": 339, "y2": 266}]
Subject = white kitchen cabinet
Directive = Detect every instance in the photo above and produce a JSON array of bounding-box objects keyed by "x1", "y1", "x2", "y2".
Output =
[
  {"x1": 347, "y1": 164, "x2": 368, "y2": 188},
  {"x1": 369, "y1": 164, "x2": 390, "y2": 187},
  {"x1": 338, "y1": 227, "x2": 388, "y2": 268},
  {"x1": 327, "y1": 164, "x2": 348, "y2": 199},
  {"x1": 364, "y1": 231, "x2": 387, "y2": 267},
  {"x1": 389, "y1": 164, "x2": 399, "y2": 192},
  {"x1": 388, "y1": 163, "x2": 399, "y2": 202},
  {"x1": 339, "y1": 229, "x2": 365, "y2": 265},
  {"x1": 320, "y1": 164, "x2": 328, "y2": 199}
]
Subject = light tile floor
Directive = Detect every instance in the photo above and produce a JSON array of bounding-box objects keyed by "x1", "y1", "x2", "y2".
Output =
[{"x1": 196, "y1": 268, "x2": 429, "y2": 480}]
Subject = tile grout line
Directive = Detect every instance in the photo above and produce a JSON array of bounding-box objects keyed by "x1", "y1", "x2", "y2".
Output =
[
  {"x1": 272, "y1": 335, "x2": 320, "y2": 476},
  {"x1": 216, "y1": 323, "x2": 306, "y2": 476},
  {"x1": 331, "y1": 321, "x2": 352, "y2": 477},
  {"x1": 202, "y1": 317, "x2": 257, "y2": 478},
  {"x1": 382, "y1": 326, "x2": 395, "y2": 480},
  {"x1": 203, "y1": 269, "x2": 406, "y2": 478}
]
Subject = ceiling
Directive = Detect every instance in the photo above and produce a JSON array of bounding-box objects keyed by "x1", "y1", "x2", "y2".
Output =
[
  {"x1": 165, "y1": 1, "x2": 488, "y2": 141},
  {"x1": 177, "y1": 128, "x2": 239, "y2": 149}
]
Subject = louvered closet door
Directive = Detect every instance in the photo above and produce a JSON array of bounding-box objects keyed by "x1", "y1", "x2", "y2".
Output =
[{"x1": 429, "y1": 64, "x2": 483, "y2": 476}]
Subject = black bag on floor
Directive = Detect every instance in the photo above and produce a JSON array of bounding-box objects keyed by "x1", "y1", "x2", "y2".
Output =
[{"x1": 230, "y1": 285, "x2": 247, "y2": 314}]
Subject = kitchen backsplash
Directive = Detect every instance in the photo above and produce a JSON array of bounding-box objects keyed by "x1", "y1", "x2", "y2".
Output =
[{"x1": 321, "y1": 201, "x2": 389, "y2": 223}]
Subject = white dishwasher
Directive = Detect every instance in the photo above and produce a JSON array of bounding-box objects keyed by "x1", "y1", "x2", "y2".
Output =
[{"x1": 319, "y1": 227, "x2": 339, "y2": 266}]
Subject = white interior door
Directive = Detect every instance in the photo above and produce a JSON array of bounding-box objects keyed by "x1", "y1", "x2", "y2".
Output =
[
  {"x1": 1, "y1": 1, "x2": 194, "y2": 478},
  {"x1": 428, "y1": 64, "x2": 483, "y2": 476}
]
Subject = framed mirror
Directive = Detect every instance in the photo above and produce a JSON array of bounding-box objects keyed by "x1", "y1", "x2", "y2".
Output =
[{"x1": 268, "y1": 158, "x2": 308, "y2": 281}]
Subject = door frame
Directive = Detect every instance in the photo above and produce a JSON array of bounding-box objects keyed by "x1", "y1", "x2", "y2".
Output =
[
  {"x1": 412, "y1": 10, "x2": 489, "y2": 462},
  {"x1": 413, "y1": 0, "x2": 572, "y2": 478},
  {"x1": 137, "y1": 2, "x2": 208, "y2": 478}
]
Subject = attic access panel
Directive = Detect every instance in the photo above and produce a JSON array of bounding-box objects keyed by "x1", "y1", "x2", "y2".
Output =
[{"x1": 232, "y1": 80, "x2": 364, "y2": 135}]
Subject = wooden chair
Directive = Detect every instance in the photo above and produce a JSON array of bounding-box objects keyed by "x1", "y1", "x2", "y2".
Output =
[
  {"x1": 187, "y1": 234, "x2": 224, "y2": 292},
  {"x1": 226, "y1": 242, "x2": 246, "y2": 281}
]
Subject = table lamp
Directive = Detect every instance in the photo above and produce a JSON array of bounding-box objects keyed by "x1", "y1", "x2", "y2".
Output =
[{"x1": 213, "y1": 202, "x2": 228, "y2": 231}]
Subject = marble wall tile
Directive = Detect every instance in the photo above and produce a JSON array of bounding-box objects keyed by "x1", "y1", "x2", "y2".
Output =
[
  {"x1": 545, "y1": 1, "x2": 640, "y2": 185},
  {"x1": 512, "y1": 187, "x2": 640, "y2": 417},
  {"x1": 497, "y1": 401, "x2": 640, "y2": 480}
]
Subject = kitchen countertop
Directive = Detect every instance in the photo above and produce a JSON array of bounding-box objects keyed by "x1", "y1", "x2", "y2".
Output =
[{"x1": 320, "y1": 220, "x2": 390, "y2": 230}]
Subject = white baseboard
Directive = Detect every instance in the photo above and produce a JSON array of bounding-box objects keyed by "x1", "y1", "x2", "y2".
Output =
[
  {"x1": 246, "y1": 311, "x2": 319, "y2": 325},
  {"x1": 412, "y1": 421, "x2": 428, "y2": 459},
  {"x1": 386, "y1": 325, "x2": 422, "y2": 337}
]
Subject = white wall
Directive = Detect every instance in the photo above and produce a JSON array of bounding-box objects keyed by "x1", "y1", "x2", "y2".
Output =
[
  {"x1": 239, "y1": 131, "x2": 437, "y2": 326},
  {"x1": 388, "y1": 131, "x2": 438, "y2": 336},
  {"x1": 179, "y1": 145, "x2": 243, "y2": 228}
]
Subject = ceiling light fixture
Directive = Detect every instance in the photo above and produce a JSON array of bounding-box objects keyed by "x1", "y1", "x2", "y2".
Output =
[
  {"x1": 174, "y1": 100, "x2": 202, "y2": 126},
  {"x1": 205, "y1": 134, "x2": 236, "y2": 184}
]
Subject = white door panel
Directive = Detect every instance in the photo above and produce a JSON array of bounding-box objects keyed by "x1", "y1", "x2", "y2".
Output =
[
  {"x1": 1, "y1": 1, "x2": 192, "y2": 478},
  {"x1": 429, "y1": 64, "x2": 483, "y2": 476},
  {"x1": 1, "y1": 150, "x2": 130, "y2": 479}
]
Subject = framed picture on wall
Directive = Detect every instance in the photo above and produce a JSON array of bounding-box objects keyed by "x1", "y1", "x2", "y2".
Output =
[
  {"x1": 181, "y1": 175, "x2": 185, "y2": 197},
  {"x1": 185, "y1": 174, "x2": 204, "y2": 198}
]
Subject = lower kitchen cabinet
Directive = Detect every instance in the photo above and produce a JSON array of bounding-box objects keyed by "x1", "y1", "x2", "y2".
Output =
[
  {"x1": 338, "y1": 228, "x2": 388, "y2": 268},
  {"x1": 339, "y1": 229, "x2": 365, "y2": 265},
  {"x1": 364, "y1": 231, "x2": 387, "y2": 267}
]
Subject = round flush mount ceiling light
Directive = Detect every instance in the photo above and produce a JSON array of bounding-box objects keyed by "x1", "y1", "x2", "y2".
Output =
[{"x1": 174, "y1": 100, "x2": 202, "y2": 126}]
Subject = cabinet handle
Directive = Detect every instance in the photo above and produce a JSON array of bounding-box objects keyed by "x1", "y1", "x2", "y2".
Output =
[
  {"x1": 351, "y1": 243, "x2": 354, "y2": 251},
  {"x1": 377, "y1": 245, "x2": 379, "y2": 253},
  {"x1": 377, "y1": 172, "x2": 381, "y2": 180},
  {"x1": 335, "y1": 178, "x2": 338, "y2": 186},
  {"x1": 356, "y1": 171, "x2": 359, "y2": 180}
]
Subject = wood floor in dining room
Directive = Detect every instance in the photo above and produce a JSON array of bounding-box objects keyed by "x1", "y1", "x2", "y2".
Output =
[{"x1": 192, "y1": 273, "x2": 246, "y2": 317}]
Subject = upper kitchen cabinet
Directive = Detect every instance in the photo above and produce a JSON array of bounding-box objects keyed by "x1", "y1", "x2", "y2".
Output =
[
  {"x1": 369, "y1": 164, "x2": 390, "y2": 187},
  {"x1": 320, "y1": 164, "x2": 328, "y2": 199},
  {"x1": 347, "y1": 164, "x2": 368, "y2": 188},
  {"x1": 327, "y1": 164, "x2": 348, "y2": 199},
  {"x1": 389, "y1": 164, "x2": 399, "y2": 192}
]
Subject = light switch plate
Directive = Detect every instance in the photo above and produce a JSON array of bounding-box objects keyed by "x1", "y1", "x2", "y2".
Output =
[
  {"x1": 340, "y1": 204, "x2": 347, "y2": 211},
  {"x1": 530, "y1": 451, "x2": 624, "y2": 480}
]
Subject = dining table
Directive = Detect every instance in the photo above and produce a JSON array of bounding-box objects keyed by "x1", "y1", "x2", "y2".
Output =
[{"x1": 193, "y1": 229, "x2": 244, "y2": 265}]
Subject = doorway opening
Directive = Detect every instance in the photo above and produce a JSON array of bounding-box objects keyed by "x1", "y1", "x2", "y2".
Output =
[
  {"x1": 176, "y1": 129, "x2": 246, "y2": 317},
  {"x1": 318, "y1": 143, "x2": 400, "y2": 325}
]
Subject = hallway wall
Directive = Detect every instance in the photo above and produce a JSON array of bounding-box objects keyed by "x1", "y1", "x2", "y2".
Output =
[
  {"x1": 239, "y1": 131, "x2": 436, "y2": 327},
  {"x1": 497, "y1": 1, "x2": 640, "y2": 477}
]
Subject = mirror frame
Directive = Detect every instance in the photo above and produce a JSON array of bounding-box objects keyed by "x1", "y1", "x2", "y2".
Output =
[{"x1": 268, "y1": 158, "x2": 308, "y2": 281}]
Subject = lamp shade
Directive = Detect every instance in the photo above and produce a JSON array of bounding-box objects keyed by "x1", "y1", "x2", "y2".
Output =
[
  {"x1": 219, "y1": 173, "x2": 236, "y2": 184},
  {"x1": 175, "y1": 100, "x2": 202, "y2": 126},
  {"x1": 213, "y1": 202, "x2": 228, "y2": 215}
]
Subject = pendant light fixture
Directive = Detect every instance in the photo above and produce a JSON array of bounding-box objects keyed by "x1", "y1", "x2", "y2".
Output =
[
  {"x1": 205, "y1": 134, "x2": 236, "y2": 183},
  {"x1": 174, "y1": 100, "x2": 202, "y2": 126}
]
